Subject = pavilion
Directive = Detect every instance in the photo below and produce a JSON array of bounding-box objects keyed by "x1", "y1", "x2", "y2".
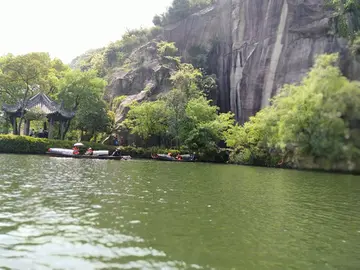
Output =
[{"x1": 1, "y1": 93, "x2": 75, "y2": 139}]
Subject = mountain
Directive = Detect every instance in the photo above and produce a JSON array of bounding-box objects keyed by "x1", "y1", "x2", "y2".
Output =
[{"x1": 72, "y1": 0, "x2": 360, "y2": 124}]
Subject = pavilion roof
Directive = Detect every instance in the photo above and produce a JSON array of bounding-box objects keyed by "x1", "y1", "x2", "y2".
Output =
[{"x1": 2, "y1": 93, "x2": 75, "y2": 119}]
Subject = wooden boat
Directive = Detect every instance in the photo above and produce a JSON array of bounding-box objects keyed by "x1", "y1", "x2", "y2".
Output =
[
  {"x1": 46, "y1": 148, "x2": 131, "y2": 160},
  {"x1": 151, "y1": 154, "x2": 196, "y2": 162}
]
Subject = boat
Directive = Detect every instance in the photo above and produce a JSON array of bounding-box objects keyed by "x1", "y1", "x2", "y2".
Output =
[
  {"x1": 151, "y1": 154, "x2": 196, "y2": 162},
  {"x1": 46, "y1": 148, "x2": 132, "y2": 160}
]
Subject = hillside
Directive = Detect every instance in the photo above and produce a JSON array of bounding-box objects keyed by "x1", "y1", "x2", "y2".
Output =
[{"x1": 71, "y1": 0, "x2": 360, "y2": 125}]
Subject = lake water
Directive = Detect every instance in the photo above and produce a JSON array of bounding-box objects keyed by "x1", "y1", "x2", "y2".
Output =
[{"x1": 1, "y1": 154, "x2": 360, "y2": 270}]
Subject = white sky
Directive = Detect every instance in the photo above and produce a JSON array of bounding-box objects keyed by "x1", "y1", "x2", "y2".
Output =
[{"x1": 0, "y1": 0, "x2": 173, "y2": 63}]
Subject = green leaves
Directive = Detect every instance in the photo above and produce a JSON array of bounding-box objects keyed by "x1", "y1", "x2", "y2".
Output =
[
  {"x1": 157, "y1": 41, "x2": 178, "y2": 57},
  {"x1": 124, "y1": 100, "x2": 170, "y2": 140},
  {"x1": 57, "y1": 69, "x2": 109, "y2": 136},
  {"x1": 225, "y1": 53, "x2": 360, "y2": 167},
  {"x1": 326, "y1": 0, "x2": 360, "y2": 38},
  {"x1": 153, "y1": 0, "x2": 215, "y2": 26},
  {"x1": 0, "y1": 53, "x2": 53, "y2": 103},
  {"x1": 124, "y1": 62, "x2": 234, "y2": 151}
]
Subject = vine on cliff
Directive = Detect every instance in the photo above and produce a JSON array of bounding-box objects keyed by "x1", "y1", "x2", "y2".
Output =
[{"x1": 327, "y1": 0, "x2": 360, "y2": 55}]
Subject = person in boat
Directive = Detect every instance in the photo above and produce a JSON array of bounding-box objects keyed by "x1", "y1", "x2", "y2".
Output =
[
  {"x1": 73, "y1": 146, "x2": 80, "y2": 155},
  {"x1": 167, "y1": 152, "x2": 172, "y2": 157},
  {"x1": 112, "y1": 148, "x2": 122, "y2": 157},
  {"x1": 114, "y1": 136, "x2": 119, "y2": 146},
  {"x1": 176, "y1": 154, "x2": 183, "y2": 160},
  {"x1": 85, "y1": 147, "x2": 93, "y2": 156}
]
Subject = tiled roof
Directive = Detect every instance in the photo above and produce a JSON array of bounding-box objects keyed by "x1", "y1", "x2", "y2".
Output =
[{"x1": 2, "y1": 93, "x2": 75, "y2": 119}]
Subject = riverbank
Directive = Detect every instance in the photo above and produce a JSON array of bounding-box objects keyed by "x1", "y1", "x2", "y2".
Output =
[
  {"x1": 228, "y1": 150, "x2": 360, "y2": 175},
  {"x1": 0, "y1": 135, "x2": 229, "y2": 162},
  {"x1": 1, "y1": 135, "x2": 359, "y2": 174}
]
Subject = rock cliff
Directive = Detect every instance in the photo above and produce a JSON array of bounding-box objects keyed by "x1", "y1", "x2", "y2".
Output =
[
  {"x1": 105, "y1": 0, "x2": 360, "y2": 125},
  {"x1": 106, "y1": 40, "x2": 177, "y2": 124},
  {"x1": 162, "y1": 0, "x2": 360, "y2": 123}
]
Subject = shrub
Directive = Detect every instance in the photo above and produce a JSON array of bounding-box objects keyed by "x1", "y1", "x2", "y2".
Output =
[
  {"x1": 224, "y1": 54, "x2": 360, "y2": 171},
  {"x1": 0, "y1": 135, "x2": 117, "y2": 154},
  {"x1": 0, "y1": 135, "x2": 228, "y2": 162}
]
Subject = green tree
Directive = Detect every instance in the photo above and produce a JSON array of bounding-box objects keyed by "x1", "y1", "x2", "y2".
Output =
[
  {"x1": 57, "y1": 69, "x2": 107, "y2": 139},
  {"x1": 157, "y1": 41, "x2": 179, "y2": 57},
  {"x1": 184, "y1": 96, "x2": 234, "y2": 153},
  {"x1": 75, "y1": 98, "x2": 111, "y2": 141},
  {"x1": 225, "y1": 53, "x2": 360, "y2": 168},
  {"x1": 164, "y1": 88, "x2": 187, "y2": 147},
  {"x1": 124, "y1": 100, "x2": 170, "y2": 142},
  {"x1": 152, "y1": 15, "x2": 163, "y2": 26},
  {"x1": 0, "y1": 53, "x2": 54, "y2": 133},
  {"x1": 161, "y1": 63, "x2": 203, "y2": 147},
  {"x1": 170, "y1": 63, "x2": 202, "y2": 98}
]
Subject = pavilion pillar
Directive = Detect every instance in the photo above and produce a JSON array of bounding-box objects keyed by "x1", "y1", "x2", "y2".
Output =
[
  {"x1": 11, "y1": 117, "x2": 17, "y2": 135},
  {"x1": 48, "y1": 118, "x2": 54, "y2": 139},
  {"x1": 60, "y1": 120, "x2": 65, "y2": 140},
  {"x1": 23, "y1": 120, "x2": 30, "y2": 136}
]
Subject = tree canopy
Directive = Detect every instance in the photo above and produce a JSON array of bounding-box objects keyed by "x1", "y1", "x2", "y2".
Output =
[
  {"x1": 224, "y1": 54, "x2": 360, "y2": 168},
  {"x1": 0, "y1": 53, "x2": 110, "y2": 140},
  {"x1": 123, "y1": 62, "x2": 234, "y2": 153},
  {"x1": 153, "y1": 0, "x2": 215, "y2": 26}
]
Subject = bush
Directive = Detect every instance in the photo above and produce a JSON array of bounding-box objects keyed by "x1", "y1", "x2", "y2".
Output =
[
  {"x1": 224, "y1": 54, "x2": 360, "y2": 172},
  {"x1": 0, "y1": 135, "x2": 117, "y2": 154},
  {"x1": 0, "y1": 135, "x2": 228, "y2": 162}
]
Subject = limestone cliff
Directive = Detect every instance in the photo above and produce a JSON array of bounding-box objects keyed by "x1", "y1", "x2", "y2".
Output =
[
  {"x1": 163, "y1": 0, "x2": 360, "y2": 123},
  {"x1": 105, "y1": 0, "x2": 359, "y2": 125},
  {"x1": 106, "y1": 40, "x2": 177, "y2": 124}
]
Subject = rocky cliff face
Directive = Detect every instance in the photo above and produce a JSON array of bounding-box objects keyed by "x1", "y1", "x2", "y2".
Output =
[
  {"x1": 106, "y1": 0, "x2": 360, "y2": 125},
  {"x1": 106, "y1": 40, "x2": 176, "y2": 124},
  {"x1": 163, "y1": 0, "x2": 360, "y2": 123}
]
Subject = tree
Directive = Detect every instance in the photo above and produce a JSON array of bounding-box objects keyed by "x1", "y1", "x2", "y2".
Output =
[
  {"x1": 152, "y1": 15, "x2": 163, "y2": 26},
  {"x1": 184, "y1": 96, "x2": 234, "y2": 153},
  {"x1": 0, "y1": 53, "x2": 54, "y2": 133},
  {"x1": 157, "y1": 41, "x2": 179, "y2": 58},
  {"x1": 75, "y1": 98, "x2": 111, "y2": 141},
  {"x1": 57, "y1": 69, "x2": 107, "y2": 139},
  {"x1": 124, "y1": 100, "x2": 170, "y2": 142},
  {"x1": 0, "y1": 111, "x2": 9, "y2": 134},
  {"x1": 225, "y1": 53, "x2": 360, "y2": 167},
  {"x1": 122, "y1": 59, "x2": 234, "y2": 150},
  {"x1": 170, "y1": 63, "x2": 202, "y2": 99},
  {"x1": 156, "y1": 0, "x2": 214, "y2": 26},
  {"x1": 164, "y1": 88, "x2": 188, "y2": 147}
]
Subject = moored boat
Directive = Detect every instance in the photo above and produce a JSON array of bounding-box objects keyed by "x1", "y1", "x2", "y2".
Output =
[
  {"x1": 151, "y1": 153, "x2": 195, "y2": 162},
  {"x1": 46, "y1": 148, "x2": 131, "y2": 160}
]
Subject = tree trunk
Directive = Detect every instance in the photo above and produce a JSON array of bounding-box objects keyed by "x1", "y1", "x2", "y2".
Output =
[
  {"x1": 62, "y1": 119, "x2": 71, "y2": 140},
  {"x1": 17, "y1": 117, "x2": 23, "y2": 135},
  {"x1": 12, "y1": 117, "x2": 18, "y2": 135},
  {"x1": 18, "y1": 84, "x2": 31, "y2": 135}
]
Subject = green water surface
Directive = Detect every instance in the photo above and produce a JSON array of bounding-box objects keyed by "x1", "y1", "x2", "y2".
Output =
[{"x1": 0, "y1": 155, "x2": 360, "y2": 269}]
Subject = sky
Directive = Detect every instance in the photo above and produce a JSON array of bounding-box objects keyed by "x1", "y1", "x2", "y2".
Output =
[{"x1": 0, "y1": 0, "x2": 173, "y2": 63}]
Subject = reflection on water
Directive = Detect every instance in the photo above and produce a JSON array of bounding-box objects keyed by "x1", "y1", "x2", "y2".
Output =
[{"x1": 0, "y1": 154, "x2": 360, "y2": 269}]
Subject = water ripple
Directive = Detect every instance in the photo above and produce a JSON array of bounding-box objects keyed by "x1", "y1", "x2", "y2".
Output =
[{"x1": 1, "y1": 155, "x2": 360, "y2": 269}]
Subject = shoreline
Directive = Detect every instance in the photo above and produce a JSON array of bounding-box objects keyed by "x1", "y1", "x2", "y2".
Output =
[
  {"x1": 1, "y1": 135, "x2": 359, "y2": 175},
  {"x1": 1, "y1": 152, "x2": 359, "y2": 176}
]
